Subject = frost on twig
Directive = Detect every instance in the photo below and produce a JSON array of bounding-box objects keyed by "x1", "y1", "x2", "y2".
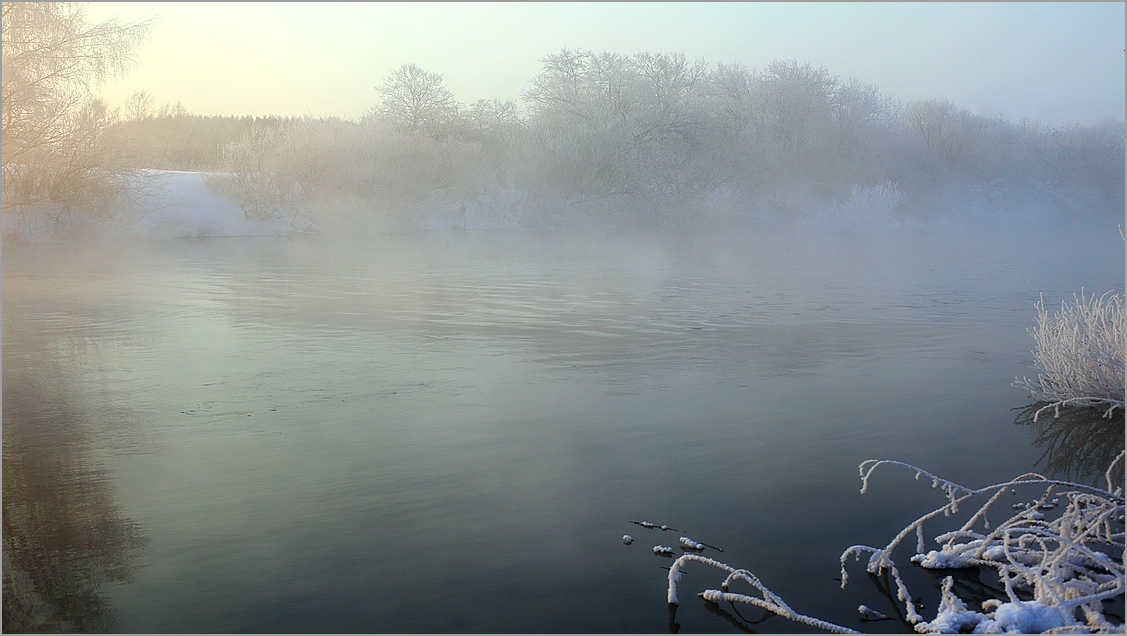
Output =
[
  {"x1": 631, "y1": 520, "x2": 679, "y2": 532},
  {"x1": 1014, "y1": 290, "x2": 1124, "y2": 421},
  {"x1": 679, "y1": 536, "x2": 706, "y2": 551},
  {"x1": 842, "y1": 455, "x2": 1124, "y2": 633},
  {"x1": 666, "y1": 553, "x2": 860, "y2": 634},
  {"x1": 678, "y1": 535, "x2": 724, "y2": 552},
  {"x1": 857, "y1": 604, "x2": 891, "y2": 622},
  {"x1": 659, "y1": 454, "x2": 1124, "y2": 633}
]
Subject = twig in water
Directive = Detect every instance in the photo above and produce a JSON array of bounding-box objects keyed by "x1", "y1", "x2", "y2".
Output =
[{"x1": 632, "y1": 520, "x2": 680, "y2": 531}]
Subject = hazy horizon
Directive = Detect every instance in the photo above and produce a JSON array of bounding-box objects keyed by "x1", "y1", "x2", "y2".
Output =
[
  {"x1": 85, "y1": 2, "x2": 1125, "y2": 126},
  {"x1": 5, "y1": 2, "x2": 1125, "y2": 632}
]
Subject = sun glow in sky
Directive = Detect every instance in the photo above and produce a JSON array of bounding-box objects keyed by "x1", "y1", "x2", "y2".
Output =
[{"x1": 85, "y1": 2, "x2": 1124, "y2": 126}]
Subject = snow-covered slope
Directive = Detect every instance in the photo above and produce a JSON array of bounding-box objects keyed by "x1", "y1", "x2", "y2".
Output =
[
  {"x1": 131, "y1": 170, "x2": 294, "y2": 239},
  {"x1": 3, "y1": 170, "x2": 296, "y2": 243}
]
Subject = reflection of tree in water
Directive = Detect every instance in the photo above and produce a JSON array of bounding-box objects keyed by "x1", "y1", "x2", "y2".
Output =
[
  {"x1": 1014, "y1": 403, "x2": 1126, "y2": 486},
  {"x1": 2, "y1": 374, "x2": 146, "y2": 632}
]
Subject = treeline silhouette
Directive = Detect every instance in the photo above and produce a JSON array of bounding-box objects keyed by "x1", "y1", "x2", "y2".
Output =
[
  {"x1": 182, "y1": 51, "x2": 1122, "y2": 230},
  {"x1": 104, "y1": 113, "x2": 297, "y2": 171},
  {"x1": 8, "y1": 14, "x2": 1123, "y2": 231}
]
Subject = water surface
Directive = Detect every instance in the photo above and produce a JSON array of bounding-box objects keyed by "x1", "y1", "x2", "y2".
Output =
[{"x1": 4, "y1": 224, "x2": 1123, "y2": 632}]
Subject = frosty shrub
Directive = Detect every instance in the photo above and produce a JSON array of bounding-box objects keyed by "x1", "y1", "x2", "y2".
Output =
[
  {"x1": 819, "y1": 182, "x2": 906, "y2": 230},
  {"x1": 210, "y1": 123, "x2": 296, "y2": 222},
  {"x1": 214, "y1": 119, "x2": 482, "y2": 231},
  {"x1": 664, "y1": 454, "x2": 1125, "y2": 634},
  {"x1": 1014, "y1": 291, "x2": 1124, "y2": 421}
]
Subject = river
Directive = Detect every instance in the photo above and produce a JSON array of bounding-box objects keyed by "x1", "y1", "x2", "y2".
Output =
[{"x1": 3, "y1": 223, "x2": 1122, "y2": 632}]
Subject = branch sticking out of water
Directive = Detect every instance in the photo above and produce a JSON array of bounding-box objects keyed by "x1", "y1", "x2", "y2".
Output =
[
  {"x1": 631, "y1": 520, "x2": 679, "y2": 532},
  {"x1": 657, "y1": 453, "x2": 1124, "y2": 633}
]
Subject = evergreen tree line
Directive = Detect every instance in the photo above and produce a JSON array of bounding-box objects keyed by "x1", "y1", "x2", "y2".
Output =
[{"x1": 103, "y1": 110, "x2": 298, "y2": 171}]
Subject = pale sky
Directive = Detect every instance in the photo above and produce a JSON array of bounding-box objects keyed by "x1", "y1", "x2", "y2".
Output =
[{"x1": 85, "y1": 2, "x2": 1125, "y2": 126}]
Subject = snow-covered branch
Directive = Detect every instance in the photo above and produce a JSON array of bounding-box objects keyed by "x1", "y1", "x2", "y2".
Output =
[{"x1": 654, "y1": 454, "x2": 1124, "y2": 633}]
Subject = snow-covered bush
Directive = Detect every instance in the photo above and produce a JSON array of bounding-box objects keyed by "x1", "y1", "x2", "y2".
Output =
[
  {"x1": 817, "y1": 181, "x2": 906, "y2": 230},
  {"x1": 214, "y1": 119, "x2": 482, "y2": 232},
  {"x1": 1014, "y1": 291, "x2": 1124, "y2": 421},
  {"x1": 663, "y1": 454, "x2": 1125, "y2": 633}
]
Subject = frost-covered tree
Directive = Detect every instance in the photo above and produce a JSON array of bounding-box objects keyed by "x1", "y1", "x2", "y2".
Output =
[
  {"x1": 369, "y1": 63, "x2": 458, "y2": 137},
  {"x1": 156, "y1": 101, "x2": 189, "y2": 118},
  {"x1": 830, "y1": 77, "x2": 899, "y2": 155},
  {"x1": 523, "y1": 49, "x2": 624, "y2": 127},
  {"x1": 520, "y1": 49, "x2": 721, "y2": 214},
  {"x1": 1, "y1": 2, "x2": 150, "y2": 211},
  {"x1": 902, "y1": 99, "x2": 988, "y2": 172},
  {"x1": 217, "y1": 117, "x2": 480, "y2": 230},
  {"x1": 520, "y1": 49, "x2": 643, "y2": 203},
  {"x1": 703, "y1": 62, "x2": 759, "y2": 132},
  {"x1": 465, "y1": 98, "x2": 521, "y2": 138},
  {"x1": 632, "y1": 52, "x2": 707, "y2": 128},
  {"x1": 756, "y1": 60, "x2": 839, "y2": 156}
]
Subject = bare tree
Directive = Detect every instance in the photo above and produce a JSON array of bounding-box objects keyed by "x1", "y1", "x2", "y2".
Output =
[
  {"x1": 2, "y1": 2, "x2": 151, "y2": 211},
  {"x1": 704, "y1": 62, "x2": 759, "y2": 132},
  {"x1": 124, "y1": 89, "x2": 153, "y2": 120},
  {"x1": 902, "y1": 99, "x2": 988, "y2": 171},
  {"x1": 522, "y1": 49, "x2": 596, "y2": 126},
  {"x1": 757, "y1": 59, "x2": 839, "y2": 156},
  {"x1": 156, "y1": 101, "x2": 189, "y2": 118},
  {"x1": 465, "y1": 98, "x2": 520, "y2": 138},
  {"x1": 830, "y1": 77, "x2": 898, "y2": 153},
  {"x1": 369, "y1": 63, "x2": 457, "y2": 136},
  {"x1": 633, "y1": 52, "x2": 707, "y2": 124}
]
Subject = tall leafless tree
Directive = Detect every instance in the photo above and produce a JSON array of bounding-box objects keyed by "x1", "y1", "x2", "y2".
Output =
[
  {"x1": 369, "y1": 63, "x2": 457, "y2": 137},
  {"x1": 124, "y1": 89, "x2": 153, "y2": 121},
  {"x1": 1, "y1": 2, "x2": 150, "y2": 210}
]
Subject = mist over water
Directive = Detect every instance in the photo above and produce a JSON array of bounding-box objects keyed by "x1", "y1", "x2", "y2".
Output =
[
  {"x1": 3, "y1": 4, "x2": 1124, "y2": 631},
  {"x1": 4, "y1": 221, "x2": 1121, "y2": 632}
]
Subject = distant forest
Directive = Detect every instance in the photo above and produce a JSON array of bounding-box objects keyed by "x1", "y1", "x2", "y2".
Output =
[
  {"x1": 4, "y1": 2, "x2": 1123, "y2": 232},
  {"x1": 117, "y1": 53, "x2": 1127, "y2": 230}
]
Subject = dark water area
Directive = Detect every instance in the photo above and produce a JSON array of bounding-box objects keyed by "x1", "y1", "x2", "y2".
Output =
[{"x1": 3, "y1": 222, "x2": 1123, "y2": 633}]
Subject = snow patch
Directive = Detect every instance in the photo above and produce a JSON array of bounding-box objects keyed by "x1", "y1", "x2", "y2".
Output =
[
  {"x1": 911, "y1": 550, "x2": 975, "y2": 569},
  {"x1": 135, "y1": 171, "x2": 298, "y2": 239},
  {"x1": 4, "y1": 170, "x2": 303, "y2": 243},
  {"x1": 679, "y1": 537, "x2": 705, "y2": 551},
  {"x1": 972, "y1": 602, "x2": 1068, "y2": 634}
]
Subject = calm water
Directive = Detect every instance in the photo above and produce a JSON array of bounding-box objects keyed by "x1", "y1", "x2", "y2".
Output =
[{"x1": 3, "y1": 224, "x2": 1123, "y2": 633}]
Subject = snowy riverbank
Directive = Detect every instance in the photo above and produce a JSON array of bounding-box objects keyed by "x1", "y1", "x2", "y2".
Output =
[
  {"x1": 1, "y1": 169, "x2": 1100, "y2": 243},
  {"x1": 3, "y1": 170, "x2": 296, "y2": 243}
]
